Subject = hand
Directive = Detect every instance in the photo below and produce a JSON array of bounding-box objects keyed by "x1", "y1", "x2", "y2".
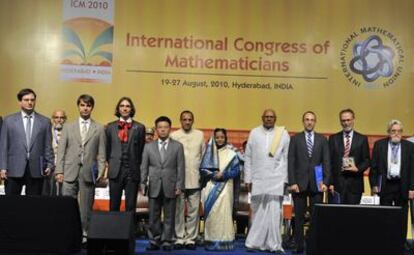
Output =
[
  {"x1": 246, "y1": 183, "x2": 252, "y2": 193},
  {"x1": 175, "y1": 188, "x2": 182, "y2": 196},
  {"x1": 43, "y1": 168, "x2": 51, "y2": 176},
  {"x1": 55, "y1": 173, "x2": 64, "y2": 183},
  {"x1": 371, "y1": 186, "x2": 379, "y2": 195},
  {"x1": 0, "y1": 169, "x2": 7, "y2": 180},
  {"x1": 409, "y1": 190, "x2": 414, "y2": 200},
  {"x1": 214, "y1": 172, "x2": 223, "y2": 180},
  {"x1": 139, "y1": 185, "x2": 146, "y2": 195},
  {"x1": 320, "y1": 184, "x2": 328, "y2": 192},
  {"x1": 329, "y1": 185, "x2": 335, "y2": 193},
  {"x1": 289, "y1": 184, "x2": 300, "y2": 193},
  {"x1": 342, "y1": 162, "x2": 358, "y2": 172}
]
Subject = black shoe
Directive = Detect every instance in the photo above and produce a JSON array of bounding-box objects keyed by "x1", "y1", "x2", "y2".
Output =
[
  {"x1": 146, "y1": 243, "x2": 160, "y2": 251},
  {"x1": 162, "y1": 245, "x2": 172, "y2": 251},
  {"x1": 174, "y1": 243, "x2": 184, "y2": 249},
  {"x1": 185, "y1": 243, "x2": 196, "y2": 250},
  {"x1": 246, "y1": 247, "x2": 257, "y2": 252},
  {"x1": 291, "y1": 248, "x2": 304, "y2": 254}
]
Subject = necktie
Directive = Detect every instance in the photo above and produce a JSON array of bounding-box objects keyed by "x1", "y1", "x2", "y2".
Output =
[
  {"x1": 391, "y1": 144, "x2": 399, "y2": 164},
  {"x1": 306, "y1": 132, "x2": 313, "y2": 158},
  {"x1": 344, "y1": 134, "x2": 351, "y2": 157},
  {"x1": 25, "y1": 115, "x2": 32, "y2": 158},
  {"x1": 160, "y1": 141, "x2": 167, "y2": 162},
  {"x1": 118, "y1": 121, "x2": 132, "y2": 143},
  {"x1": 81, "y1": 121, "x2": 88, "y2": 144}
]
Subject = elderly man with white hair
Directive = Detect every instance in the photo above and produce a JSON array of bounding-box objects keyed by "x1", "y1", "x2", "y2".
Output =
[{"x1": 369, "y1": 119, "x2": 414, "y2": 247}]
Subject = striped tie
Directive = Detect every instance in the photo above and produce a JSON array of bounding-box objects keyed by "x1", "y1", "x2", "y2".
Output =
[
  {"x1": 344, "y1": 134, "x2": 351, "y2": 157},
  {"x1": 306, "y1": 132, "x2": 313, "y2": 158}
]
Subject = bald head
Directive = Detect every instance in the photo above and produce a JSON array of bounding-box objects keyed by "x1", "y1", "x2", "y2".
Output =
[
  {"x1": 262, "y1": 109, "x2": 277, "y2": 129},
  {"x1": 51, "y1": 109, "x2": 67, "y2": 129}
]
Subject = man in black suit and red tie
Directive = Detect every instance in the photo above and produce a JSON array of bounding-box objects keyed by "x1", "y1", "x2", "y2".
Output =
[
  {"x1": 369, "y1": 120, "x2": 414, "y2": 247},
  {"x1": 328, "y1": 109, "x2": 370, "y2": 204},
  {"x1": 106, "y1": 97, "x2": 146, "y2": 212},
  {"x1": 288, "y1": 111, "x2": 330, "y2": 254}
]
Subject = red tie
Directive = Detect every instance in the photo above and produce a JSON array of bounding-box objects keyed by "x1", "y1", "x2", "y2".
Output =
[
  {"x1": 118, "y1": 121, "x2": 132, "y2": 143},
  {"x1": 344, "y1": 134, "x2": 351, "y2": 157}
]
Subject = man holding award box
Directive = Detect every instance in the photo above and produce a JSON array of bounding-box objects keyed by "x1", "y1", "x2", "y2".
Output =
[{"x1": 328, "y1": 109, "x2": 370, "y2": 204}]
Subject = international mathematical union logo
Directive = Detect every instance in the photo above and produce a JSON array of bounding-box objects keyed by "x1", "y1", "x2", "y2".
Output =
[{"x1": 349, "y1": 35, "x2": 394, "y2": 82}]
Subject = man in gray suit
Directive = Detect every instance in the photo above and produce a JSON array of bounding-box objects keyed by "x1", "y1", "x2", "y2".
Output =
[
  {"x1": 0, "y1": 88, "x2": 54, "y2": 195},
  {"x1": 55, "y1": 94, "x2": 106, "y2": 241},
  {"x1": 106, "y1": 97, "x2": 145, "y2": 212},
  {"x1": 141, "y1": 116, "x2": 185, "y2": 251},
  {"x1": 288, "y1": 111, "x2": 330, "y2": 253}
]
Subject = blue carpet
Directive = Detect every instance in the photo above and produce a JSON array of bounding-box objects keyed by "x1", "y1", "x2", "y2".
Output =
[{"x1": 135, "y1": 239, "x2": 290, "y2": 255}]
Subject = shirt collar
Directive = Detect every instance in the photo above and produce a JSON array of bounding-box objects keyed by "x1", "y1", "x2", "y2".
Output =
[
  {"x1": 158, "y1": 138, "x2": 170, "y2": 145},
  {"x1": 119, "y1": 117, "x2": 132, "y2": 123},
  {"x1": 343, "y1": 130, "x2": 354, "y2": 138},
  {"x1": 79, "y1": 117, "x2": 91, "y2": 124},
  {"x1": 21, "y1": 111, "x2": 34, "y2": 119}
]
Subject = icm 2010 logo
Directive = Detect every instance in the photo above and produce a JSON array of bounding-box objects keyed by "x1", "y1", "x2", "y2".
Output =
[{"x1": 340, "y1": 27, "x2": 404, "y2": 89}]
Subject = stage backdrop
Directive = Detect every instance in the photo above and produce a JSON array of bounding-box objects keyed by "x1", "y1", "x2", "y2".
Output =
[{"x1": 0, "y1": 0, "x2": 413, "y2": 134}]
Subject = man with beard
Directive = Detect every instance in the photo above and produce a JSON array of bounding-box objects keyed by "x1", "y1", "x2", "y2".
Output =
[
  {"x1": 42, "y1": 110, "x2": 67, "y2": 196},
  {"x1": 370, "y1": 120, "x2": 414, "y2": 250},
  {"x1": 328, "y1": 109, "x2": 370, "y2": 204}
]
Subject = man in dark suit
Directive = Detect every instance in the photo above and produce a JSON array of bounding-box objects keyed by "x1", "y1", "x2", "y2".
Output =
[
  {"x1": 288, "y1": 111, "x2": 330, "y2": 253},
  {"x1": 106, "y1": 97, "x2": 145, "y2": 212},
  {"x1": 369, "y1": 120, "x2": 414, "y2": 245},
  {"x1": 328, "y1": 108, "x2": 370, "y2": 204},
  {"x1": 140, "y1": 116, "x2": 185, "y2": 251},
  {"x1": 0, "y1": 88, "x2": 54, "y2": 195}
]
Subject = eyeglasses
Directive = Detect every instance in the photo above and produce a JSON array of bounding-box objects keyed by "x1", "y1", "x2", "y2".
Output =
[
  {"x1": 53, "y1": 116, "x2": 66, "y2": 119},
  {"x1": 390, "y1": 129, "x2": 403, "y2": 134}
]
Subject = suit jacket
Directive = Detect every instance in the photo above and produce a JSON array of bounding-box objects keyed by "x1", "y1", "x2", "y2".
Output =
[
  {"x1": 329, "y1": 130, "x2": 370, "y2": 194},
  {"x1": 106, "y1": 120, "x2": 145, "y2": 181},
  {"x1": 0, "y1": 116, "x2": 3, "y2": 135},
  {"x1": 288, "y1": 131, "x2": 331, "y2": 193},
  {"x1": 0, "y1": 112, "x2": 54, "y2": 178},
  {"x1": 140, "y1": 139, "x2": 185, "y2": 199},
  {"x1": 369, "y1": 138, "x2": 414, "y2": 200},
  {"x1": 55, "y1": 120, "x2": 106, "y2": 183}
]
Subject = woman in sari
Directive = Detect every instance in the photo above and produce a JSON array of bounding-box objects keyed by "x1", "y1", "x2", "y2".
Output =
[{"x1": 200, "y1": 128, "x2": 240, "y2": 251}]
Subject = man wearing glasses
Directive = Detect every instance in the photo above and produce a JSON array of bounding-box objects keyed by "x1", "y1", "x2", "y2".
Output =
[{"x1": 42, "y1": 110, "x2": 67, "y2": 196}]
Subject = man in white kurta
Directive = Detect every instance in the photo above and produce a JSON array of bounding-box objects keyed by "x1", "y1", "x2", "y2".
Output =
[
  {"x1": 171, "y1": 111, "x2": 205, "y2": 249},
  {"x1": 244, "y1": 109, "x2": 290, "y2": 253}
]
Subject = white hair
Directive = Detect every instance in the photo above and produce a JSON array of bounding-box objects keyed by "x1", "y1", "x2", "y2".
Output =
[{"x1": 387, "y1": 119, "x2": 403, "y2": 133}]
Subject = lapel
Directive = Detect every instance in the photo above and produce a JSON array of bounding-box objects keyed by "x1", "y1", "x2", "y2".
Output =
[
  {"x1": 15, "y1": 113, "x2": 28, "y2": 150},
  {"x1": 29, "y1": 113, "x2": 41, "y2": 149},
  {"x1": 163, "y1": 139, "x2": 173, "y2": 164},
  {"x1": 299, "y1": 132, "x2": 309, "y2": 158},
  {"x1": 111, "y1": 122, "x2": 122, "y2": 146},
  {"x1": 153, "y1": 140, "x2": 163, "y2": 164},
  {"x1": 349, "y1": 131, "x2": 358, "y2": 156},
  {"x1": 83, "y1": 120, "x2": 96, "y2": 145},
  {"x1": 337, "y1": 132, "x2": 345, "y2": 156},
  {"x1": 127, "y1": 122, "x2": 136, "y2": 145},
  {"x1": 400, "y1": 141, "x2": 406, "y2": 170},
  {"x1": 74, "y1": 121, "x2": 82, "y2": 145}
]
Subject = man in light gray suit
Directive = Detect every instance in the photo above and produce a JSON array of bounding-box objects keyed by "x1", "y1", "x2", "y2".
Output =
[
  {"x1": 0, "y1": 88, "x2": 54, "y2": 195},
  {"x1": 141, "y1": 116, "x2": 185, "y2": 251},
  {"x1": 55, "y1": 94, "x2": 106, "y2": 241}
]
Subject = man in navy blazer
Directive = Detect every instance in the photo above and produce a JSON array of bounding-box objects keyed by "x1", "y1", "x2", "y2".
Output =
[{"x1": 0, "y1": 88, "x2": 54, "y2": 195}]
